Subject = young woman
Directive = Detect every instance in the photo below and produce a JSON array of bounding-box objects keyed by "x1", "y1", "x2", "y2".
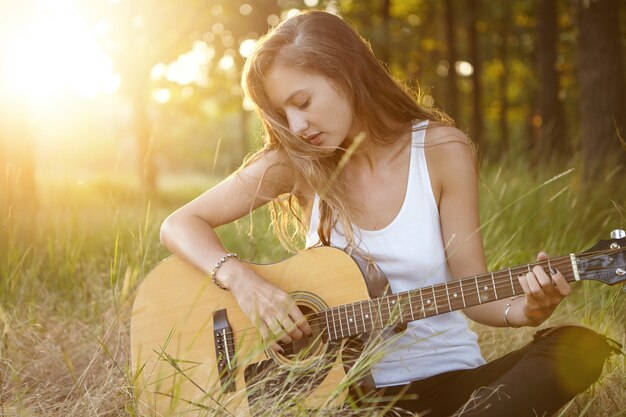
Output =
[{"x1": 160, "y1": 10, "x2": 616, "y2": 417}]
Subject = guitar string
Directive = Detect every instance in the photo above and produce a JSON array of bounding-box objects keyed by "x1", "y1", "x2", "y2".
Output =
[
  {"x1": 215, "y1": 245, "x2": 624, "y2": 342},
  {"x1": 220, "y1": 256, "x2": 617, "y2": 342},
  {"x1": 222, "y1": 263, "x2": 622, "y2": 349},
  {"x1": 222, "y1": 256, "x2": 623, "y2": 345},
  {"x1": 216, "y1": 257, "x2": 603, "y2": 343},
  {"x1": 219, "y1": 248, "x2": 620, "y2": 341}
]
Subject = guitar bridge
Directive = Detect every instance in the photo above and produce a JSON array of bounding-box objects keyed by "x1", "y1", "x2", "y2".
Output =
[{"x1": 213, "y1": 309, "x2": 236, "y2": 392}]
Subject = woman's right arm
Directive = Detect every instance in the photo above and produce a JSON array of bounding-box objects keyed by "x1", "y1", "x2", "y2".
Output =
[{"x1": 159, "y1": 150, "x2": 312, "y2": 350}]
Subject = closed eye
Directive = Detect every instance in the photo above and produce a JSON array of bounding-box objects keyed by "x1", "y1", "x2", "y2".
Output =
[{"x1": 298, "y1": 98, "x2": 310, "y2": 110}]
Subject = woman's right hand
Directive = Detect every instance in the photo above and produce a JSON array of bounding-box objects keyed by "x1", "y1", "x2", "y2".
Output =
[{"x1": 218, "y1": 261, "x2": 312, "y2": 352}]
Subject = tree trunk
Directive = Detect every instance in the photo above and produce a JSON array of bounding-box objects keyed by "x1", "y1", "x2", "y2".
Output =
[
  {"x1": 536, "y1": 0, "x2": 566, "y2": 162},
  {"x1": 467, "y1": 0, "x2": 484, "y2": 150},
  {"x1": 379, "y1": 0, "x2": 392, "y2": 65},
  {"x1": 131, "y1": 80, "x2": 157, "y2": 194},
  {"x1": 577, "y1": 0, "x2": 626, "y2": 179},
  {"x1": 444, "y1": 0, "x2": 458, "y2": 121},
  {"x1": 0, "y1": 97, "x2": 37, "y2": 209},
  {"x1": 498, "y1": 5, "x2": 510, "y2": 156}
]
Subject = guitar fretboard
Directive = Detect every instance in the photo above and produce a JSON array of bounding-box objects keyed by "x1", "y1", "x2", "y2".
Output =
[{"x1": 318, "y1": 255, "x2": 576, "y2": 342}]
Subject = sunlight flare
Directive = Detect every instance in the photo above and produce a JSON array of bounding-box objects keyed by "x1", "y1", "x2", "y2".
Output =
[{"x1": 1, "y1": 1, "x2": 119, "y2": 100}]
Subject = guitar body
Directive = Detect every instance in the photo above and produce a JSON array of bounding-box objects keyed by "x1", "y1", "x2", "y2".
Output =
[{"x1": 130, "y1": 246, "x2": 371, "y2": 416}]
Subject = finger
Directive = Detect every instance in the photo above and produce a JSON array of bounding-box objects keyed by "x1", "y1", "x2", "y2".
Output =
[
  {"x1": 517, "y1": 272, "x2": 531, "y2": 296},
  {"x1": 548, "y1": 267, "x2": 572, "y2": 296},
  {"x1": 267, "y1": 319, "x2": 292, "y2": 345},
  {"x1": 260, "y1": 318, "x2": 286, "y2": 352},
  {"x1": 524, "y1": 271, "x2": 551, "y2": 307},
  {"x1": 536, "y1": 252, "x2": 566, "y2": 292},
  {"x1": 288, "y1": 304, "x2": 312, "y2": 336},
  {"x1": 258, "y1": 324, "x2": 275, "y2": 348},
  {"x1": 281, "y1": 317, "x2": 304, "y2": 340},
  {"x1": 532, "y1": 265, "x2": 559, "y2": 296}
]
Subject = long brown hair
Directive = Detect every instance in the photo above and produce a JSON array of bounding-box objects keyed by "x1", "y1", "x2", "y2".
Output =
[{"x1": 241, "y1": 10, "x2": 451, "y2": 252}]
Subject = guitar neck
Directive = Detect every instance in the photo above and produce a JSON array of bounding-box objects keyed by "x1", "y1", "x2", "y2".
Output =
[{"x1": 319, "y1": 254, "x2": 578, "y2": 342}]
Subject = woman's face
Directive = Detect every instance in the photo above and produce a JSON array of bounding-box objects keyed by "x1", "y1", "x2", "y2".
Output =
[{"x1": 262, "y1": 65, "x2": 357, "y2": 152}]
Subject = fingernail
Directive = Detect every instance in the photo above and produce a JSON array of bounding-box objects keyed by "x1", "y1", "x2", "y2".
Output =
[{"x1": 550, "y1": 267, "x2": 558, "y2": 275}]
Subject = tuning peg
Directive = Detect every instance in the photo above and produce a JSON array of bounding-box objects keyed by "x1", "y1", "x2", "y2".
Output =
[{"x1": 610, "y1": 229, "x2": 625, "y2": 239}]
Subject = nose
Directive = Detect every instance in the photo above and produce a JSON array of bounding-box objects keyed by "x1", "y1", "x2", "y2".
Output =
[{"x1": 286, "y1": 110, "x2": 308, "y2": 137}]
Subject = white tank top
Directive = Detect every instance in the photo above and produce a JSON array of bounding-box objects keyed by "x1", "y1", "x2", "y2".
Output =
[{"x1": 305, "y1": 120, "x2": 485, "y2": 387}]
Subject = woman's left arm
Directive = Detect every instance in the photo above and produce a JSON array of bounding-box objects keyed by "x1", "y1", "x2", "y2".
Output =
[{"x1": 425, "y1": 126, "x2": 571, "y2": 327}]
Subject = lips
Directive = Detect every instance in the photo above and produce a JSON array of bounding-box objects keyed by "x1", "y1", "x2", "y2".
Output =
[{"x1": 307, "y1": 133, "x2": 322, "y2": 145}]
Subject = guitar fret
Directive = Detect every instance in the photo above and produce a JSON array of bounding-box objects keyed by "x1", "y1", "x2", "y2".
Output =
[
  {"x1": 377, "y1": 298, "x2": 385, "y2": 327},
  {"x1": 408, "y1": 291, "x2": 415, "y2": 320},
  {"x1": 460, "y1": 280, "x2": 467, "y2": 307},
  {"x1": 367, "y1": 300, "x2": 376, "y2": 330},
  {"x1": 448, "y1": 281, "x2": 460, "y2": 310},
  {"x1": 387, "y1": 297, "x2": 393, "y2": 324},
  {"x1": 343, "y1": 305, "x2": 352, "y2": 336},
  {"x1": 491, "y1": 272, "x2": 498, "y2": 299},
  {"x1": 359, "y1": 301, "x2": 367, "y2": 333},
  {"x1": 419, "y1": 289, "x2": 426, "y2": 318},
  {"x1": 474, "y1": 277, "x2": 482, "y2": 304},
  {"x1": 351, "y1": 303, "x2": 358, "y2": 335},
  {"x1": 323, "y1": 310, "x2": 331, "y2": 340},
  {"x1": 431, "y1": 286, "x2": 439, "y2": 315},
  {"x1": 508, "y1": 268, "x2": 516, "y2": 296},
  {"x1": 444, "y1": 284, "x2": 452, "y2": 311},
  {"x1": 397, "y1": 295, "x2": 404, "y2": 322},
  {"x1": 336, "y1": 307, "x2": 344, "y2": 338},
  {"x1": 547, "y1": 259, "x2": 554, "y2": 278},
  {"x1": 330, "y1": 308, "x2": 338, "y2": 340}
]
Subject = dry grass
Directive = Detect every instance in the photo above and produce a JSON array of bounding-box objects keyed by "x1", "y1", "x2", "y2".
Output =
[{"x1": 1, "y1": 162, "x2": 624, "y2": 416}]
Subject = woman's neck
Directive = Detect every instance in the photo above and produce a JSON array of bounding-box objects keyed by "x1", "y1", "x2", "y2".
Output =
[{"x1": 342, "y1": 123, "x2": 413, "y2": 172}]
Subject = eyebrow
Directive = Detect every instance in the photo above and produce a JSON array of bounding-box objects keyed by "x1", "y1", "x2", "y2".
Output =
[{"x1": 282, "y1": 88, "x2": 307, "y2": 106}]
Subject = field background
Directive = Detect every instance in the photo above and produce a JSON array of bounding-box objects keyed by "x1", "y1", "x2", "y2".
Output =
[
  {"x1": 1, "y1": 161, "x2": 624, "y2": 416},
  {"x1": 1, "y1": 0, "x2": 625, "y2": 415}
]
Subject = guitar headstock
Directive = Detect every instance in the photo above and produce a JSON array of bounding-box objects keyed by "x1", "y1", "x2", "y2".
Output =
[{"x1": 577, "y1": 230, "x2": 626, "y2": 286}]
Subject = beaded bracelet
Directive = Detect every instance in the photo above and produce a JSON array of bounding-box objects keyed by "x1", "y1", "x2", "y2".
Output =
[
  {"x1": 504, "y1": 302, "x2": 520, "y2": 328},
  {"x1": 210, "y1": 252, "x2": 239, "y2": 290}
]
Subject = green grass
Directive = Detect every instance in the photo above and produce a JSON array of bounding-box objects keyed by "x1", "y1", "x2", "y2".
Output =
[{"x1": 0, "y1": 160, "x2": 624, "y2": 416}]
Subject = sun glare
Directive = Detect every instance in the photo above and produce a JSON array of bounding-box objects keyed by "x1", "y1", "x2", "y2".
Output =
[{"x1": 1, "y1": 1, "x2": 120, "y2": 101}]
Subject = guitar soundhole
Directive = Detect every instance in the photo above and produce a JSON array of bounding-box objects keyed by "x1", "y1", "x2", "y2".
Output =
[
  {"x1": 244, "y1": 292, "x2": 335, "y2": 409},
  {"x1": 267, "y1": 291, "x2": 329, "y2": 369}
]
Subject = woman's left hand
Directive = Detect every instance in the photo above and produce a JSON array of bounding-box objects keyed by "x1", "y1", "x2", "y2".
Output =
[{"x1": 517, "y1": 251, "x2": 572, "y2": 326}]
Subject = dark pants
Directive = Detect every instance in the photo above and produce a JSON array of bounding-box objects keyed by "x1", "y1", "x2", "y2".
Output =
[{"x1": 352, "y1": 325, "x2": 621, "y2": 417}]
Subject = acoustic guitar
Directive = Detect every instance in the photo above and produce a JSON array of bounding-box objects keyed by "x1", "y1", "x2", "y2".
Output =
[{"x1": 130, "y1": 231, "x2": 626, "y2": 416}]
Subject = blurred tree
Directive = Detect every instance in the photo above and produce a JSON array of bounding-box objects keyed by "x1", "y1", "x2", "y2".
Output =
[
  {"x1": 443, "y1": 0, "x2": 458, "y2": 120},
  {"x1": 576, "y1": 0, "x2": 626, "y2": 179},
  {"x1": 0, "y1": 0, "x2": 38, "y2": 210},
  {"x1": 80, "y1": 0, "x2": 278, "y2": 192},
  {"x1": 497, "y1": 2, "x2": 511, "y2": 155},
  {"x1": 212, "y1": 1, "x2": 281, "y2": 161},
  {"x1": 535, "y1": 0, "x2": 567, "y2": 162},
  {"x1": 380, "y1": 0, "x2": 392, "y2": 65},
  {"x1": 466, "y1": 0, "x2": 484, "y2": 149},
  {"x1": 79, "y1": 0, "x2": 209, "y2": 193}
]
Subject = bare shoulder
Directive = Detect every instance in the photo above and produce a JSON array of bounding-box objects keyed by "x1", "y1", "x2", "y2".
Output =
[
  {"x1": 234, "y1": 149, "x2": 295, "y2": 194},
  {"x1": 423, "y1": 124, "x2": 475, "y2": 154},
  {"x1": 423, "y1": 124, "x2": 478, "y2": 205}
]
